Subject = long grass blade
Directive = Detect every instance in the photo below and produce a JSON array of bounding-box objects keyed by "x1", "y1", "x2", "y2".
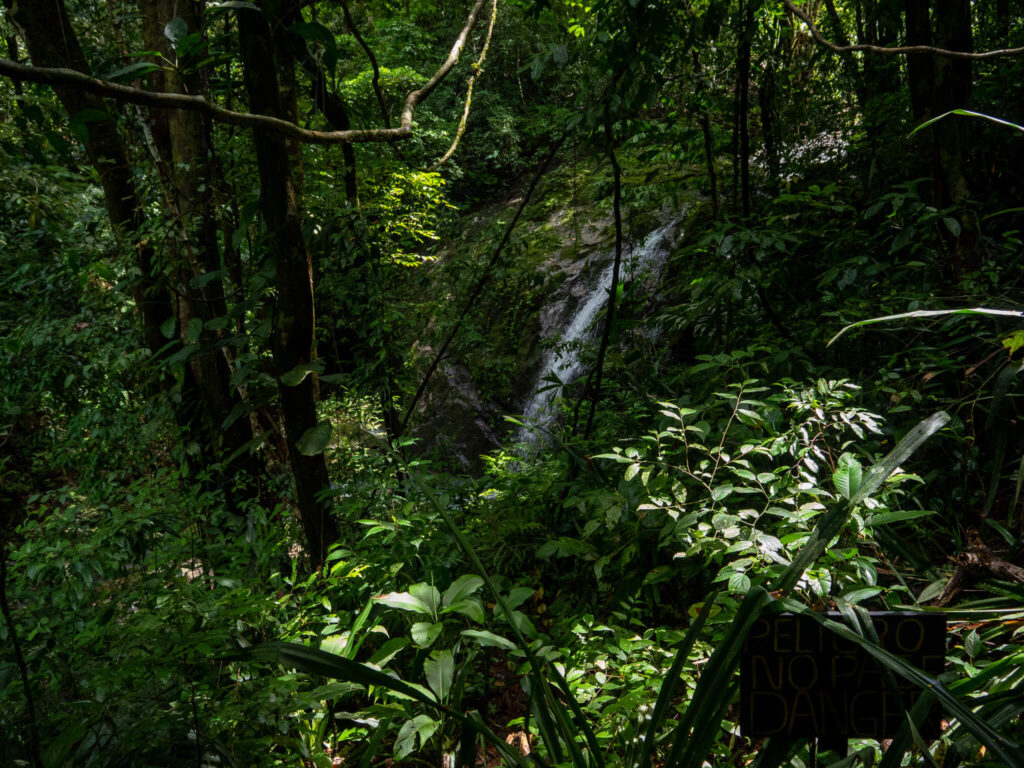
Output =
[{"x1": 828, "y1": 308, "x2": 1023, "y2": 346}]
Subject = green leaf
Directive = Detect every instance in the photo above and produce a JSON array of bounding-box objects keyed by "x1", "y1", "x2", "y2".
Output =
[
  {"x1": 411, "y1": 621, "x2": 444, "y2": 648},
  {"x1": 296, "y1": 421, "x2": 332, "y2": 456},
  {"x1": 443, "y1": 574, "x2": 484, "y2": 607},
  {"x1": 964, "y1": 629, "x2": 981, "y2": 659},
  {"x1": 290, "y1": 21, "x2": 339, "y2": 74},
  {"x1": 160, "y1": 317, "x2": 176, "y2": 339},
  {"x1": 841, "y1": 586, "x2": 884, "y2": 604},
  {"x1": 209, "y1": 1, "x2": 260, "y2": 9},
  {"x1": 503, "y1": 587, "x2": 535, "y2": 611},
  {"x1": 460, "y1": 629, "x2": 517, "y2": 650},
  {"x1": 1001, "y1": 330, "x2": 1024, "y2": 355},
  {"x1": 105, "y1": 61, "x2": 161, "y2": 81},
  {"x1": 395, "y1": 714, "x2": 438, "y2": 760},
  {"x1": 410, "y1": 583, "x2": 442, "y2": 615},
  {"x1": 833, "y1": 452, "x2": 863, "y2": 501},
  {"x1": 424, "y1": 649, "x2": 454, "y2": 702},
  {"x1": 869, "y1": 509, "x2": 936, "y2": 525},
  {"x1": 727, "y1": 571, "x2": 751, "y2": 594},
  {"x1": 368, "y1": 637, "x2": 409, "y2": 667},
  {"x1": 916, "y1": 578, "x2": 947, "y2": 604},
  {"x1": 445, "y1": 598, "x2": 485, "y2": 624},
  {"x1": 373, "y1": 591, "x2": 431, "y2": 614},
  {"x1": 280, "y1": 363, "x2": 322, "y2": 386}
]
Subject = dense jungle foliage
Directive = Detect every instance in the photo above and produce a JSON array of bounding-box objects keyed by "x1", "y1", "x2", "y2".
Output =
[{"x1": 2, "y1": 0, "x2": 1024, "y2": 766}]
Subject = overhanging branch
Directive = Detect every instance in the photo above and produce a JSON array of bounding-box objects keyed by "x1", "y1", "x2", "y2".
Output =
[
  {"x1": 784, "y1": 0, "x2": 1024, "y2": 60},
  {"x1": 0, "y1": 0, "x2": 488, "y2": 145}
]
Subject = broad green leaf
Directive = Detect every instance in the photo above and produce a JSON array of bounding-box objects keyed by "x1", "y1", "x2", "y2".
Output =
[
  {"x1": 445, "y1": 598, "x2": 485, "y2": 624},
  {"x1": 728, "y1": 571, "x2": 751, "y2": 594},
  {"x1": 410, "y1": 583, "x2": 442, "y2": 615},
  {"x1": 281, "y1": 363, "x2": 320, "y2": 386},
  {"x1": 1002, "y1": 330, "x2": 1024, "y2": 355},
  {"x1": 296, "y1": 421, "x2": 332, "y2": 456},
  {"x1": 373, "y1": 591, "x2": 431, "y2": 614},
  {"x1": 503, "y1": 587, "x2": 535, "y2": 611},
  {"x1": 833, "y1": 452, "x2": 863, "y2": 501},
  {"x1": 368, "y1": 637, "x2": 409, "y2": 667},
  {"x1": 460, "y1": 629, "x2": 517, "y2": 650},
  {"x1": 411, "y1": 621, "x2": 444, "y2": 648},
  {"x1": 916, "y1": 578, "x2": 947, "y2": 604},
  {"x1": 395, "y1": 714, "x2": 438, "y2": 760},
  {"x1": 424, "y1": 649, "x2": 454, "y2": 702},
  {"x1": 869, "y1": 509, "x2": 936, "y2": 525},
  {"x1": 443, "y1": 574, "x2": 484, "y2": 607},
  {"x1": 841, "y1": 586, "x2": 884, "y2": 604},
  {"x1": 964, "y1": 629, "x2": 981, "y2": 659}
]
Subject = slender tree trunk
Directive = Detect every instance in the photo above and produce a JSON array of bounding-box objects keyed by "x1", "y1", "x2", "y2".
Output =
[
  {"x1": 931, "y1": 0, "x2": 976, "y2": 272},
  {"x1": 737, "y1": 0, "x2": 753, "y2": 218},
  {"x1": 238, "y1": 3, "x2": 339, "y2": 566},
  {"x1": 904, "y1": 0, "x2": 933, "y2": 123},
  {"x1": 692, "y1": 51, "x2": 720, "y2": 218},
  {"x1": 931, "y1": 0, "x2": 973, "y2": 208}
]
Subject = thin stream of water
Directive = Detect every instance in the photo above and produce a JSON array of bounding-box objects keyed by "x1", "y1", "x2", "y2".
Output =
[{"x1": 518, "y1": 220, "x2": 679, "y2": 445}]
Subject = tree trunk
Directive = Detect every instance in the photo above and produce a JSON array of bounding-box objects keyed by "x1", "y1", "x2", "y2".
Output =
[
  {"x1": 138, "y1": 0, "x2": 264, "y2": 496},
  {"x1": 238, "y1": 3, "x2": 339, "y2": 566},
  {"x1": 931, "y1": 0, "x2": 972, "y2": 208},
  {"x1": 737, "y1": 0, "x2": 753, "y2": 218},
  {"x1": 903, "y1": 0, "x2": 933, "y2": 123}
]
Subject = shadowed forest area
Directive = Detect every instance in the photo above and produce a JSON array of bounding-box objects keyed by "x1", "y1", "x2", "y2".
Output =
[{"x1": 1, "y1": 0, "x2": 1024, "y2": 766}]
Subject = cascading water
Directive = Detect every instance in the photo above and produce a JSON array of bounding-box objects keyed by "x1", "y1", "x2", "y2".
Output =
[{"x1": 517, "y1": 219, "x2": 680, "y2": 445}]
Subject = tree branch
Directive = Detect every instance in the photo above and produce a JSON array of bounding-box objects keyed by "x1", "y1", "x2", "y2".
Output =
[
  {"x1": 431, "y1": 0, "x2": 498, "y2": 169},
  {"x1": 0, "y1": 0, "x2": 488, "y2": 145},
  {"x1": 784, "y1": 0, "x2": 1024, "y2": 59}
]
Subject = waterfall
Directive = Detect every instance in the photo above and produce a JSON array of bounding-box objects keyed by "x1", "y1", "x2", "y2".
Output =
[{"x1": 517, "y1": 219, "x2": 679, "y2": 444}]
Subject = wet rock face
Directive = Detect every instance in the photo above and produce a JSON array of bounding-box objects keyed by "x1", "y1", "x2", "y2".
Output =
[
  {"x1": 408, "y1": 207, "x2": 686, "y2": 471},
  {"x1": 410, "y1": 360, "x2": 502, "y2": 473},
  {"x1": 517, "y1": 219, "x2": 681, "y2": 446}
]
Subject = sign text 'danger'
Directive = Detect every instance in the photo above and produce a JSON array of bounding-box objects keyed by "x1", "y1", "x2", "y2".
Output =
[{"x1": 740, "y1": 612, "x2": 946, "y2": 739}]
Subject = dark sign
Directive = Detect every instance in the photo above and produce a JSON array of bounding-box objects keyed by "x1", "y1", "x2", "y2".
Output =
[{"x1": 740, "y1": 612, "x2": 946, "y2": 739}]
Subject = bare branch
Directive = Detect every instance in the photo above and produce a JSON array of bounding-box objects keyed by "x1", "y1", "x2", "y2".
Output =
[
  {"x1": 784, "y1": 0, "x2": 1024, "y2": 60},
  {"x1": 0, "y1": 0, "x2": 488, "y2": 145}
]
